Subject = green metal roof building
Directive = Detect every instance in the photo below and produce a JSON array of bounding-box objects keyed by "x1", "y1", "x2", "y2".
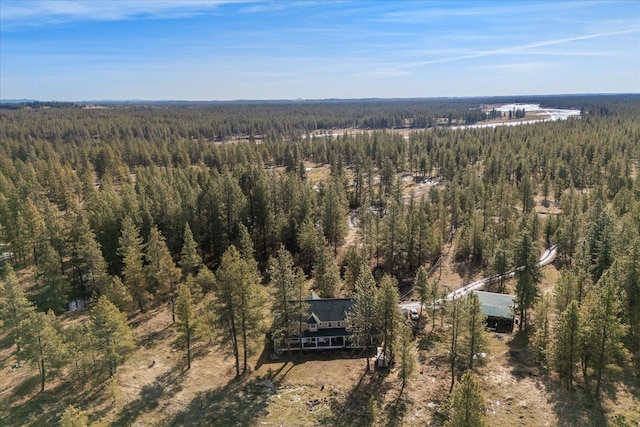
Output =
[{"x1": 472, "y1": 290, "x2": 516, "y2": 333}]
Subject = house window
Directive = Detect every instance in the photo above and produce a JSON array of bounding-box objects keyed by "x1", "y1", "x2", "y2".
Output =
[{"x1": 309, "y1": 324, "x2": 317, "y2": 331}]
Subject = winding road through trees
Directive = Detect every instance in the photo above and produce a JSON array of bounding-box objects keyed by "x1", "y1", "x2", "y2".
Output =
[{"x1": 400, "y1": 245, "x2": 558, "y2": 311}]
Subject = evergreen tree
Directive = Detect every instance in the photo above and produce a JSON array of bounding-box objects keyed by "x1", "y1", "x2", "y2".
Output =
[
  {"x1": 448, "y1": 295, "x2": 462, "y2": 393},
  {"x1": 72, "y1": 213, "x2": 110, "y2": 300},
  {"x1": 542, "y1": 174, "x2": 551, "y2": 205},
  {"x1": 2, "y1": 194, "x2": 28, "y2": 267},
  {"x1": 269, "y1": 246, "x2": 308, "y2": 353},
  {"x1": 121, "y1": 183, "x2": 142, "y2": 227},
  {"x1": 90, "y1": 296, "x2": 136, "y2": 377},
  {"x1": 0, "y1": 264, "x2": 35, "y2": 352},
  {"x1": 342, "y1": 245, "x2": 364, "y2": 292},
  {"x1": 232, "y1": 242, "x2": 266, "y2": 374},
  {"x1": 248, "y1": 172, "x2": 277, "y2": 261},
  {"x1": 65, "y1": 322, "x2": 98, "y2": 379},
  {"x1": 492, "y1": 242, "x2": 510, "y2": 293},
  {"x1": 579, "y1": 270, "x2": 628, "y2": 397},
  {"x1": 23, "y1": 198, "x2": 46, "y2": 268},
  {"x1": 377, "y1": 274, "x2": 401, "y2": 364},
  {"x1": 382, "y1": 188, "x2": 407, "y2": 272},
  {"x1": 346, "y1": 266, "x2": 378, "y2": 371},
  {"x1": 312, "y1": 243, "x2": 342, "y2": 298},
  {"x1": 18, "y1": 310, "x2": 67, "y2": 392},
  {"x1": 118, "y1": 216, "x2": 148, "y2": 312},
  {"x1": 585, "y1": 201, "x2": 614, "y2": 283},
  {"x1": 531, "y1": 294, "x2": 552, "y2": 369},
  {"x1": 59, "y1": 406, "x2": 89, "y2": 427},
  {"x1": 181, "y1": 273, "x2": 201, "y2": 307},
  {"x1": 237, "y1": 223, "x2": 257, "y2": 270},
  {"x1": 101, "y1": 275, "x2": 133, "y2": 312},
  {"x1": 460, "y1": 292, "x2": 487, "y2": 370},
  {"x1": 144, "y1": 225, "x2": 167, "y2": 294},
  {"x1": 212, "y1": 245, "x2": 266, "y2": 376},
  {"x1": 296, "y1": 217, "x2": 321, "y2": 269},
  {"x1": 175, "y1": 283, "x2": 197, "y2": 370},
  {"x1": 445, "y1": 371, "x2": 487, "y2": 427},
  {"x1": 180, "y1": 223, "x2": 202, "y2": 278},
  {"x1": 552, "y1": 300, "x2": 580, "y2": 390},
  {"x1": 620, "y1": 238, "x2": 640, "y2": 356},
  {"x1": 145, "y1": 225, "x2": 181, "y2": 321},
  {"x1": 36, "y1": 241, "x2": 71, "y2": 313},
  {"x1": 514, "y1": 228, "x2": 541, "y2": 330},
  {"x1": 219, "y1": 170, "x2": 247, "y2": 247},
  {"x1": 84, "y1": 182, "x2": 123, "y2": 275},
  {"x1": 321, "y1": 178, "x2": 348, "y2": 253},
  {"x1": 195, "y1": 265, "x2": 216, "y2": 296},
  {"x1": 415, "y1": 265, "x2": 429, "y2": 318},
  {"x1": 398, "y1": 321, "x2": 416, "y2": 393},
  {"x1": 554, "y1": 268, "x2": 578, "y2": 314}
]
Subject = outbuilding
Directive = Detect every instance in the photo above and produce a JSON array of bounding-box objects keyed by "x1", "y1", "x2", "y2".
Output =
[{"x1": 472, "y1": 290, "x2": 516, "y2": 333}]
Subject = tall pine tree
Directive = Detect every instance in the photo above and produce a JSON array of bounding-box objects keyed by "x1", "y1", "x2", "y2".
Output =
[
  {"x1": 269, "y1": 246, "x2": 308, "y2": 353},
  {"x1": 346, "y1": 266, "x2": 379, "y2": 371},
  {"x1": 90, "y1": 296, "x2": 135, "y2": 377},
  {"x1": 18, "y1": 310, "x2": 67, "y2": 392},
  {"x1": 118, "y1": 216, "x2": 148, "y2": 312}
]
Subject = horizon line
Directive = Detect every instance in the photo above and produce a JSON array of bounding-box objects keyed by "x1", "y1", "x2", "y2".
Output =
[{"x1": 2, "y1": 92, "x2": 639, "y2": 104}]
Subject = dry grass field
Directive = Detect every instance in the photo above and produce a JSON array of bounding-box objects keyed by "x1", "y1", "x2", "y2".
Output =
[{"x1": 2, "y1": 252, "x2": 638, "y2": 426}]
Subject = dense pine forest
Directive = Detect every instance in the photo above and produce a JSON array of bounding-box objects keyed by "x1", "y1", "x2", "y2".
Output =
[{"x1": 1, "y1": 95, "x2": 639, "y2": 426}]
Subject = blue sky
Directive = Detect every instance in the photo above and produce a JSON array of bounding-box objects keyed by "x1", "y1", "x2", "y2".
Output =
[{"x1": 1, "y1": 0, "x2": 639, "y2": 100}]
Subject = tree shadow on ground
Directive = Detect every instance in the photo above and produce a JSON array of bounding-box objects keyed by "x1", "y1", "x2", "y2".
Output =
[
  {"x1": 0, "y1": 370, "x2": 107, "y2": 426},
  {"x1": 3, "y1": 373, "x2": 40, "y2": 403},
  {"x1": 506, "y1": 329, "x2": 536, "y2": 378},
  {"x1": 506, "y1": 330, "x2": 609, "y2": 426},
  {"x1": 545, "y1": 383, "x2": 605, "y2": 427},
  {"x1": 169, "y1": 375, "x2": 280, "y2": 427},
  {"x1": 319, "y1": 368, "x2": 395, "y2": 427},
  {"x1": 483, "y1": 277, "x2": 512, "y2": 294},
  {"x1": 452, "y1": 259, "x2": 484, "y2": 283},
  {"x1": 137, "y1": 322, "x2": 175, "y2": 350},
  {"x1": 382, "y1": 386, "x2": 410, "y2": 427},
  {"x1": 416, "y1": 327, "x2": 446, "y2": 352},
  {"x1": 254, "y1": 339, "x2": 367, "y2": 372},
  {"x1": 0, "y1": 331, "x2": 16, "y2": 352},
  {"x1": 545, "y1": 363, "x2": 640, "y2": 426},
  {"x1": 112, "y1": 360, "x2": 187, "y2": 426},
  {"x1": 128, "y1": 306, "x2": 164, "y2": 330}
]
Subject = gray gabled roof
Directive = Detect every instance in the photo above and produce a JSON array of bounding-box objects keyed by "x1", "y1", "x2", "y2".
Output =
[
  {"x1": 472, "y1": 290, "x2": 515, "y2": 319},
  {"x1": 306, "y1": 313, "x2": 320, "y2": 324},
  {"x1": 298, "y1": 298, "x2": 354, "y2": 323}
]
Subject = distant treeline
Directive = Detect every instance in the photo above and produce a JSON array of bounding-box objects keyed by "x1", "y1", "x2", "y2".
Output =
[{"x1": 1, "y1": 94, "x2": 636, "y2": 137}]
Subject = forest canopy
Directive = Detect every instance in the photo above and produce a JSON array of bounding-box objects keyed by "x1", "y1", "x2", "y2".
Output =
[{"x1": 1, "y1": 94, "x2": 639, "y2": 424}]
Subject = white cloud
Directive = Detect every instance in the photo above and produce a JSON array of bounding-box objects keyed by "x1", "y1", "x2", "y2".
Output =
[
  {"x1": 241, "y1": 2, "x2": 286, "y2": 13},
  {"x1": 375, "y1": 1, "x2": 585, "y2": 23},
  {"x1": 0, "y1": 0, "x2": 250, "y2": 27}
]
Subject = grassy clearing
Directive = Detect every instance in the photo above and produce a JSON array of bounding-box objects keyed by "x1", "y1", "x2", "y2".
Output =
[{"x1": 2, "y1": 282, "x2": 638, "y2": 426}]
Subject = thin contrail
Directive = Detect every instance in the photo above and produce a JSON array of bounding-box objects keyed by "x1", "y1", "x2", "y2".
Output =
[{"x1": 391, "y1": 28, "x2": 640, "y2": 70}]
